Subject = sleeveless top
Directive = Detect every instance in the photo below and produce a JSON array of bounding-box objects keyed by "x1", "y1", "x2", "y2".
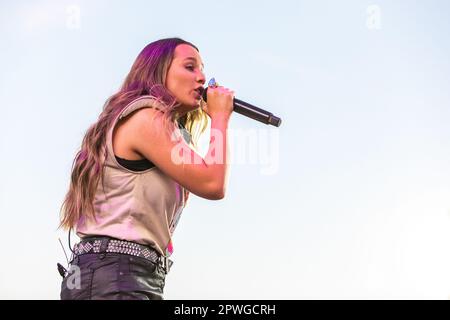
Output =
[
  {"x1": 114, "y1": 119, "x2": 191, "y2": 172},
  {"x1": 75, "y1": 96, "x2": 188, "y2": 257},
  {"x1": 115, "y1": 155, "x2": 154, "y2": 171}
]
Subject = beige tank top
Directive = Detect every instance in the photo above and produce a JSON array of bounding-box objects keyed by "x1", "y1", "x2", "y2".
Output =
[{"x1": 76, "y1": 95, "x2": 186, "y2": 257}]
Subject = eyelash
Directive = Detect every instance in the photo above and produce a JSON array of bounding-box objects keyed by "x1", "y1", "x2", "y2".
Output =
[{"x1": 186, "y1": 65, "x2": 204, "y2": 73}]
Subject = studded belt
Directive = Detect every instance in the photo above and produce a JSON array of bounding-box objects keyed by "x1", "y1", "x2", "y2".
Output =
[{"x1": 72, "y1": 236, "x2": 173, "y2": 274}]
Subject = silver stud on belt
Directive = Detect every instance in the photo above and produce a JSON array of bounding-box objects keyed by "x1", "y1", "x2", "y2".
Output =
[{"x1": 73, "y1": 238, "x2": 161, "y2": 264}]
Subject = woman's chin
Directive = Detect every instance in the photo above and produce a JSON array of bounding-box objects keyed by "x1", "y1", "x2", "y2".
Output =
[{"x1": 191, "y1": 99, "x2": 202, "y2": 108}]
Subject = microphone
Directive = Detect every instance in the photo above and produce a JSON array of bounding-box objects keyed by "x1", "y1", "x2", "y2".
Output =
[{"x1": 201, "y1": 88, "x2": 282, "y2": 127}]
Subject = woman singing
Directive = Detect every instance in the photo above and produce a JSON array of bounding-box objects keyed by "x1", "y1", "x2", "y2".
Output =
[{"x1": 59, "y1": 37, "x2": 234, "y2": 300}]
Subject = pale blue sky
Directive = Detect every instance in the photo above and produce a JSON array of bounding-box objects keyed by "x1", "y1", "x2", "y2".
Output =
[{"x1": 0, "y1": 0, "x2": 449, "y2": 299}]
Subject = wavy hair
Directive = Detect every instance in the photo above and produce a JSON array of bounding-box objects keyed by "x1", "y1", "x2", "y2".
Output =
[{"x1": 59, "y1": 38, "x2": 209, "y2": 230}]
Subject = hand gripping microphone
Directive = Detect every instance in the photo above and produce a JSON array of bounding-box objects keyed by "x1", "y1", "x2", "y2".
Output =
[{"x1": 201, "y1": 87, "x2": 282, "y2": 127}]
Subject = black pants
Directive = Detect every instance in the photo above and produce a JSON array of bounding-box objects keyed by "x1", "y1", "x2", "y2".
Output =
[{"x1": 60, "y1": 252, "x2": 168, "y2": 300}]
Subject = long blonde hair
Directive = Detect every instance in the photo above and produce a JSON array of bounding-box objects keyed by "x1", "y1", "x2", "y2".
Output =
[{"x1": 59, "y1": 38, "x2": 208, "y2": 230}]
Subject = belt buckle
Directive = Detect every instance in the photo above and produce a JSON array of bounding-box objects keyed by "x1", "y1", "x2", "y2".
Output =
[{"x1": 160, "y1": 255, "x2": 169, "y2": 274}]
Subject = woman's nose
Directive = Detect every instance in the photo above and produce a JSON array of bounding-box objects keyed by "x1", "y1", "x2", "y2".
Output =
[{"x1": 197, "y1": 71, "x2": 206, "y2": 85}]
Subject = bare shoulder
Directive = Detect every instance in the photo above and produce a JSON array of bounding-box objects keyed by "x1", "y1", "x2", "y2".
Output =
[
  {"x1": 123, "y1": 106, "x2": 223, "y2": 200},
  {"x1": 112, "y1": 106, "x2": 163, "y2": 154},
  {"x1": 128, "y1": 106, "x2": 170, "y2": 140},
  {"x1": 126, "y1": 105, "x2": 163, "y2": 123},
  {"x1": 117, "y1": 106, "x2": 171, "y2": 157}
]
